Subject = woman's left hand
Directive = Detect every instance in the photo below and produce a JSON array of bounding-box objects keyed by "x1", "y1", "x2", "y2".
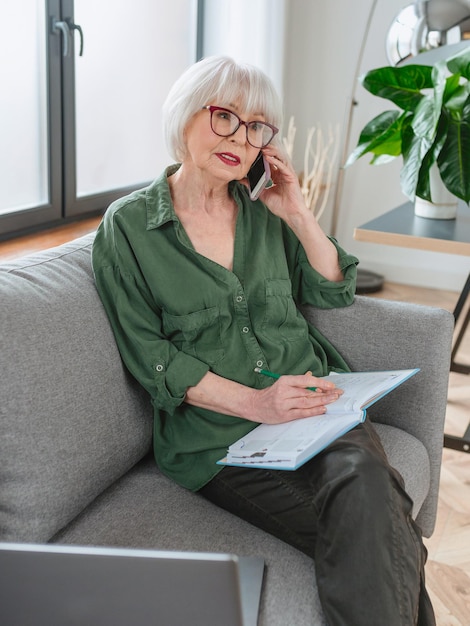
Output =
[
  {"x1": 255, "y1": 145, "x2": 310, "y2": 227},
  {"x1": 244, "y1": 144, "x2": 344, "y2": 283}
]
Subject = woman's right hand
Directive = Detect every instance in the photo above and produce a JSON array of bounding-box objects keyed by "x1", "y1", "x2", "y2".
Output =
[
  {"x1": 185, "y1": 371, "x2": 342, "y2": 424},
  {"x1": 246, "y1": 373, "x2": 343, "y2": 424}
]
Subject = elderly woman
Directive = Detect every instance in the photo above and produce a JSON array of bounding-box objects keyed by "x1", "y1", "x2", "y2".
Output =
[{"x1": 92, "y1": 56, "x2": 434, "y2": 625}]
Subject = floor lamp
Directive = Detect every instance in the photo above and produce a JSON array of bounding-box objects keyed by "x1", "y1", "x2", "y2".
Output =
[{"x1": 330, "y1": 0, "x2": 382, "y2": 293}]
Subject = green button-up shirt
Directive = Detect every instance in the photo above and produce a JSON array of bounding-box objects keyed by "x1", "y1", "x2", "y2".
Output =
[{"x1": 92, "y1": 165, "x2": 359, "y2": 490}]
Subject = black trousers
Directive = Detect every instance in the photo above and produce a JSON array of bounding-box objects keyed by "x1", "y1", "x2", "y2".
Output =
[{"x1": 199, "y1": 418, "x2": 435, "y2": 626}]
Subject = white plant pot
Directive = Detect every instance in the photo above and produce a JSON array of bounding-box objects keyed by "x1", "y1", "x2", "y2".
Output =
[{"x1": 414, "y1": 164, "x2": 458, "y2": 220}]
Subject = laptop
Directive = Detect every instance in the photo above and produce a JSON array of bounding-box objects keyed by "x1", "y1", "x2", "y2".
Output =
[{"x1": 0, "y1": 543, "x2": 264, "y2": 626}]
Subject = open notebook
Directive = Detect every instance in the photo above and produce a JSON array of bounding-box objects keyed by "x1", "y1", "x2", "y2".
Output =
[
  {"x1": 218, "y1": 368, "x2": 419, "y2": 470},
  {"x1": 0, "y1": 543, "x2": 265, "y2": 626}
]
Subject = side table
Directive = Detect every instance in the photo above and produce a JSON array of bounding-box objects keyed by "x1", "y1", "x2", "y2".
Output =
[{"x1": 355, "y1": 201, "x2": 470, "y2": 453}]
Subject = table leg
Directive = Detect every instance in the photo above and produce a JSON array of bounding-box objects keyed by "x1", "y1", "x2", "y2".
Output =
[
  {"x1": 444, "y1": 426, "x2": 470, "y2": 453},
  {"x1": 445, "y1": 272, "x2": 470, "y2": 452}
]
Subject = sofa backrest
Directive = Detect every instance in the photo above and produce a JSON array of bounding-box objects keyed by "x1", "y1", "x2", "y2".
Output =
[{"x1": 0, "y1": 234, "x2": 153, "y2": 542}]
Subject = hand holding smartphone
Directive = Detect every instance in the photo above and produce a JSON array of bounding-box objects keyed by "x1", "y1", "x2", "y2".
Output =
[{"x1": 247, "y1": 152, "x2": 273, "y2": 201}]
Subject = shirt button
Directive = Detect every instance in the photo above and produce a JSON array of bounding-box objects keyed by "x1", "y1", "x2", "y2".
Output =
[
  {"x1": 155, "y1": 364, "x2": 164, "y2": 372},
  {"x1": 236, "y1": 295, "x2": 243, "y2": 303},
  {"x1": 256, "y1": 360, "x2": 264, "y2": 367},
  {"x1": 242, "y1": 326, "x2": 250, "y2": 334}
]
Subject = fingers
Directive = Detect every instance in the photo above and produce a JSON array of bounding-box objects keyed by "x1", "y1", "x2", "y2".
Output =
[
  {"x1": 273, "y1": 390, "x2": 339, "y2": 424},
  {"x1": 262, "y1": 143, "x2": 290, "y2": 163},
  {"x1": 280, "y1": 382, "x2": 341, "y2": 411},
  {"x1": 261, "y1": 146, "x2": 294, "y2": 176},
  {"x1": 276, "y1": 375, "x2": 343, "y2": 415},
  {"x1": 263, "y1": 153, "x2": 294, "y2": 180},
  {"x1": 300, "y1": 389, "x2": 341, "y2": 410},
  {"x1": 255, "y1": 373, "x2": 343, "y2": 424},
  {"x1": 282, "y1": 372, "x2": 341, "y2": 395}
]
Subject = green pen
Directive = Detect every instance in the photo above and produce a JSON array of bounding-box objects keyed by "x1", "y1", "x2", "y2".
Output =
[{"x1": 254, "y1": 367, "x2": 318, "y2": 392}]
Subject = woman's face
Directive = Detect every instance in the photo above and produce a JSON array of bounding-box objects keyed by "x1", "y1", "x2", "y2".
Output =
[{"x1": 183, "y1": 102, "x2": 264, "y2": 184}]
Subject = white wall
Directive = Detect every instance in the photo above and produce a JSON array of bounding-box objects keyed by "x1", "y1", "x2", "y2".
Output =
[{"x1": 283, "y1": 0, "x2": 470, "y2": 291}]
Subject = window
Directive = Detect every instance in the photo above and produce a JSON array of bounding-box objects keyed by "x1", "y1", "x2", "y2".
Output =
[{"x1": 0, "y1": 0, "x2": 199, "y2": 238}]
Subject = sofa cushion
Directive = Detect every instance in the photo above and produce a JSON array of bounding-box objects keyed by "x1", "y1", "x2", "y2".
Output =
[
  {"x1": 51, "y1": 421, "x2": 429, "y2": 626},
  {"x1": 52, "y1": 456, "x2": 327, "y2": 626},
  {"x1": 0, "y1": 235, "x2": 153, "y2": 542}
]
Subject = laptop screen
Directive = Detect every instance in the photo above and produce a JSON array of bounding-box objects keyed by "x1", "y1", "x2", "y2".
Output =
[{"x1": 0, "y1": 543, "x2": 264, "y2": 626}]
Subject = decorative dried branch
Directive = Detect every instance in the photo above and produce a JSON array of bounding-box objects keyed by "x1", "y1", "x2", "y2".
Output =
[{"x1": 283, "y1": 116, "x2": 339, "y2": 221}]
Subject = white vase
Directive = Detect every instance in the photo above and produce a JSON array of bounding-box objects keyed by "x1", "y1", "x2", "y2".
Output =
[{"x1": 414, "y1": 164, "x2": 458, "y2": 220}]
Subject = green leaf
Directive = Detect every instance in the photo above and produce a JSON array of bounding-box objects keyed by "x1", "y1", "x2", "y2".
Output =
[
  {"x1": 412, "y1": 95, "x2": 439, "y2": 140},
  {"x1": 415, "y1": 121, "x2": 448, "y2": 201},
  {"x1": 445, "y1": 82, "x2": 470, "y2": 117},
  {"x1": 438, "y1": 97, "x2": 470, "y2": 203},
  {"x1": 370, "y1": 154, "x2": 397, "y2": 165},
  {"x1": 432, "y1": 62, "x2": 447, "y2": 117},
  {"x1": 446, "y1": 45, "x2": 470, "y2": 80},
  {"x1": 415, "y1": 164, "x2": 432, "y2": 202},
  {"x1": 345, "y1": 110, "x2": 404, "y2": 167},
  {"x1": 356, "y1": 110, "x2": 401, "y2": 143},
  {"x1": 400, "y1": 119, "x2": 433, "y2": 199},
  {"x1": 411, "y1": 65, "x2": 448, "y2": 142},
  {"x1": 360, "y1": 64, "x2": 433, "y2": 111},
  {"x1": 443, "y1": 74, "x2": 462, "y2": 104}
]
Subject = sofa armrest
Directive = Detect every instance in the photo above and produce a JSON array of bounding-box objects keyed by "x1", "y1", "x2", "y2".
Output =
[{"x1": 301, "y1": 295, "x2": 454, "y2": 535}]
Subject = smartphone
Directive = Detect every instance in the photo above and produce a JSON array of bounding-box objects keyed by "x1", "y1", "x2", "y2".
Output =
[{"x1": 247, "y1": 152, "x2": 272, "y2": 201}]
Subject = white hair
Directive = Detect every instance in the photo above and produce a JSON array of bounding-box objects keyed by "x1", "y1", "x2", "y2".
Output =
[{"x1": 162, "y1": 56, "x2": 283, "y2": 162}]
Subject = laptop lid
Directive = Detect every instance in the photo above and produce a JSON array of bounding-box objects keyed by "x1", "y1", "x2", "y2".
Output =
[{"x1": 0, "y1": 543, "x2": 264, "y2": 626}]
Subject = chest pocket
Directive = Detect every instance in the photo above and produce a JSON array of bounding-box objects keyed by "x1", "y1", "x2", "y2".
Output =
[
  {"x1": 262, "y1": 278, "x2": 308, "y2": 342},
  {"x1": 162, "y1": 306, "x2": 225, "y2": 365}
]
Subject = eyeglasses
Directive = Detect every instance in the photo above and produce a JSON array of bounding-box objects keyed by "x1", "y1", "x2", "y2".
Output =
[{"x1": 202, "y1": 105, "x2": 279, "y2": 149}]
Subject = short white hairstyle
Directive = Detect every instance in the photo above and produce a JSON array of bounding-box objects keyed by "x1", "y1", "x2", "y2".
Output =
[{"x1": 162, "y1": 56, "x2": 283, "y2": 162}]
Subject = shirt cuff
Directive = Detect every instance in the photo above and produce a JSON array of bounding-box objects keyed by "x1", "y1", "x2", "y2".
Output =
[
  {"x1": 298, "y1": 238, "x2": 358, "y2": 305},
  {"x1": 151, "y1": 351, "x2": 210, "y2": 414}
]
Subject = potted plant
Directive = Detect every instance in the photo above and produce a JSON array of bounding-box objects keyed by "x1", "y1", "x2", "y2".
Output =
[{"x1": 346, "y1": 45, "x2": 470, "y2": 218}]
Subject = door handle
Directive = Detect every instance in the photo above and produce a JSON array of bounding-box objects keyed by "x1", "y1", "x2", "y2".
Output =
[
  {"x1": 52, "y1": 19, "x2": 71, "y2": 57},
  {"x1": 52, "y1": 18, "x2": 84, "y2": 57},
  {"x1": 68, "y1": 21, "x2": 84, "y2": 57}
]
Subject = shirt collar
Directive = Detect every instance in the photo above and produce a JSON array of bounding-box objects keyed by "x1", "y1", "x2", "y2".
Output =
[
  {"x1": 145, "y1": 164, "x2": 246, "y2": 231},
  {"x1": 146, "y1": 165, "x2": 181, "y2": 230}
]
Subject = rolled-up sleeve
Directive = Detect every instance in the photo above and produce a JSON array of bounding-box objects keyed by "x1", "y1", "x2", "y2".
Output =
[
  {"x1": 289, "y1": 234, "x2": 359, "y2": 308},
  {"x1": 92, "y1": 228, "x2": 209, "y2": 415}
]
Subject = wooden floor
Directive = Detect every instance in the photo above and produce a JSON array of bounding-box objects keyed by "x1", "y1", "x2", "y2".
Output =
[
  {"x1": 1, "y1": 219, "x2": 470, "y2": 625},
  {"x1": 0, "y1": 216, "x2": 101, "y2": 262}
]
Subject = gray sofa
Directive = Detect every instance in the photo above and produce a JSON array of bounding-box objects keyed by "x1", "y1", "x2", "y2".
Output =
[{"x1": 0, "y1": 233, "x2": 454, "y2": 625}]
